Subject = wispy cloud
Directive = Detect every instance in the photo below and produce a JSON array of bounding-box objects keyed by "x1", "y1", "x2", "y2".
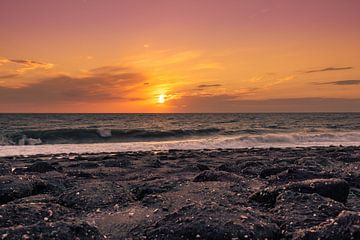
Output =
[
  {"x1": 0, "y1": 74, "x2": 18, "y2": 79},
  {"x1": 248, "y1": 73, "x2": 295, "y2": 89},
  {"x1": 169, "y1": 95, "x2": 360, "y2": 112},
  {"x1": 315, "y1": 80, "x2": 360, "y2": 85},
  {"x1": 0, "y1": 57, "x2": 54, "y2": 73},
  {"x1": 197, "y1": 84, "x2": 222, "y2": 88},
  {"x1": 0, "y1": 65, "x2": 146, "y2": 104},
  {"x1": 10, "y1": 59, "x2": 54, "y2": 73},
  {"x1": 305, "y1": 66, "x2": 353, "y2": 74}
]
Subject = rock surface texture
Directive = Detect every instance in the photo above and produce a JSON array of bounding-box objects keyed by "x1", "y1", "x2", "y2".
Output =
[{"x1": 0, "y1": 146, "x2": 359, "y2": 239}]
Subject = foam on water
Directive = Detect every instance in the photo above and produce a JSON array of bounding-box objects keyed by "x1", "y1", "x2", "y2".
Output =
[{"x1": 1, "y1": 131, "x2": 360, "y2": 157}]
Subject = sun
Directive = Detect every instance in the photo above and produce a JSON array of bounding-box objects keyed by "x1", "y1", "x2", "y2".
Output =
[{"x1": 157, "y1": 94, "x2": 166, "y2": 104}]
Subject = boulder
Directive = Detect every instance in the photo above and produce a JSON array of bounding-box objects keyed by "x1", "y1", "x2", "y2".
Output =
[
  {"x1": 0, "y1": 221, "x2": 104, "y2": 240},
  {"x1": 193, "y1": 170, "x2": 244, "y2": 182},
  {"x1": 293, "y1": 211, "x2": 360, "y2": 240},
  {"x1": 145, "y1": 204, "x2": 281, "y2": 240},
  {"x1": 58, "y1": 181, "x2": 134, "y2": 211}
]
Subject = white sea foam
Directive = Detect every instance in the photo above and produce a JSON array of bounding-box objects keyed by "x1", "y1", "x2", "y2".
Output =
[
  {"x1": 0, "y1": 131, "x2": 359, "y2": 157},
  {"x1": 96, "y1": 128, "x2": 112, "y2": 138},
  {"x1": 17, "y1": 136, "x2": 42, "y2": 145}
]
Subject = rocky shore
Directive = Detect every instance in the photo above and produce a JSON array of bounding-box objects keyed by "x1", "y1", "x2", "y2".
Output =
[{"x1": 0, "y1": 146, "x2": 359, "y2": 239}]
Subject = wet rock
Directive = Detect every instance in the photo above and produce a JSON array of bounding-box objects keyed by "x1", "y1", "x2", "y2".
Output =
[
  {"x1": 271, "y1": 191, "x2": 344, "y2": 237},
  {"x1": 0, "y1": 176, "x2": 35, "y2": 204},
  {"x1": 68, "y1": 162, "x2": 100, "y2": 169},
  {"x1": 145, "y1": 204, "x2": 281, "y2": 240},
  {"x1": 58, "y1": 181, "x2": 134, "y2": 211},
  {"x1": 193, "y1": 170, "x2": 244, "y2": 182},
  {"x1": 0, "y1": 202, "x2": 70, "y2": 228},
  {"x1": 0, "y1": 221, "x2": 104, "y2": 240},
  {"x1": 250, "y1": 187, "x2": 279, "y2": 207},
  {"x1": 148, "y1": 159, "x2": 162, "y2": 168},
  {"x1": 11, "y1": 194, "x2": 56, "y2": 204},
  {"x1": 66, "y1": 170, "x2": 94, "y2": 179},
  {"x1": 0, "y1": 163, "x2": 12, "y2": 175},
  {"x1": 285, "y1": 178, "x2": 349, "y2": 203},
  {"x1": 251, "y1": 178, "x2": 350, "y2": 206},
  {"x1": 268, "y1": 168, "x2": 333, "y2": 184},
  {"x1": 103, "y1": 158, "x2": 131, "y2": 168},
  {"x1": 259, "y1": 166, "x2": 288, "y2": 178},
  {"x1": 130, "y1": 181, "x2": 179, "y2": 200},
  {"x1": 196, "y1": 163, "x2": 210, "y2": 171},
  {"x1": 293, "y1": 210, "x2": 360, "y2": 240},
  {"x1": 26, "y1": 161, "x2": 57, "y2": 173}
]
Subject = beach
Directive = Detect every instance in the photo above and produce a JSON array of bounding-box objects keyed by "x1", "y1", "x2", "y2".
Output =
[{"x1": 1, "y1": 146, "x2": 359, "y2": 239}]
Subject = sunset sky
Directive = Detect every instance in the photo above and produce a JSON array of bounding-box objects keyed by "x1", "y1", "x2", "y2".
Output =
[{"x1": 1, "y1": 0, "x2": 360, "y2": 112}]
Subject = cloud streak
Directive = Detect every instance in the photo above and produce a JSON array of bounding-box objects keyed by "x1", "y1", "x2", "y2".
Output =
[
  {"x1": 0, "y1": 57, "x2": 54, "y2": 73},
  {"x1": 0, "y1": 65, "x2": 146, "y2": 104},
  {"x1": 305, "y1": 66, "x2": 353, "y2": 74},
  {"x1": 0, "y1": 74, "x2": 18, "y2": 79},
  {"x1": 169, "y1": 95, "x2": 360, "y2": 112},
  {"x1": 197, "y1": 84, "x2": 222, "y2": 88},
  {"x1": 314, "y1": 80, "x2": 360, "y2": 85}
]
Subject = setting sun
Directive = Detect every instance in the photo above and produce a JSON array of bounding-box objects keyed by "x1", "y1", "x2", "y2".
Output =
[{"x1": 157, "y1": 94, "x2": 166, "y2": 104}]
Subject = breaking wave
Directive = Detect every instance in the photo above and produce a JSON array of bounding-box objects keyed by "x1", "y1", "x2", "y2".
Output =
[
  {"x1": 0, "y1": 127, "x2": 223, "y2": 145},
  {"x1": 1, "y1": 131, "x2": 360, "y2": 157}
]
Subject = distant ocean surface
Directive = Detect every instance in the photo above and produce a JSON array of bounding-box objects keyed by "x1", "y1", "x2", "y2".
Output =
[{"x1": 1, "y1": 113, "x2": 360, "y2": 156}]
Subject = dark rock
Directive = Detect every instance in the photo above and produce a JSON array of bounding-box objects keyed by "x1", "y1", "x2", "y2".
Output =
[
  {"x1": 0, "y1": 221, "x2": 104, "y2": 240},
  {"x1": 268, "y1": 168, "x2": 333, "y2": 184},
  {"x1": 250, "y1": 187, "x2": 279, "y2": 207},
  {"x1": 250, "y1": 178, "x2": 350, "y2": 206},
  {"x1": 68, "y1": 162, "x2": 100, "y2": 169},
  {"x1": 145, "y1": 204, "x2": 281, "y2": 240},
  {"x1": 27, "y1": 161, "x2": 57, "y2": 173},
  {"x1": 0, "y1": 202, "x2": 70, "y2": 228},
  {"x1": 66, "y1": 170, "x2": 94, "y2": 179},
  {"x1": 193, "y1": 170, "x2": 244, "y2": 182},
  {"x1": 149, "y1": 159, "x2": 162, "y2": 168},
  {"x1": 58, "y1": 181, "x2": 134, "y2": 211},
  {"x1": 271, "y1": 191, "x2": 344, "y2": 237},
  {"x1": 0, "y1": 176, "x2": 35, "y2": 204},
  {"x1": 158, "y1": 155, "x2": 168, "y2": 160},
  {"x1": 293, "y1": 211, "x2": 360, "y2": 240},
  {"x1": 285, "y1": 178, "x2": 349, "y2": 203},
  {"x1": 130, "y1": 181, "x2": 179, "y2": 200},
  {"x1": 259, "y1": 166, "x2": 288, "y2": 178},
  {"x1": 196, "y1": 163, "x2": 210, "y2": 171},
  {"x1": 0, "y1": 163, "x2": 12, "y2": 175},
  {"x1": 103, "y1": 158, "x2": 131, "y2": 168}
]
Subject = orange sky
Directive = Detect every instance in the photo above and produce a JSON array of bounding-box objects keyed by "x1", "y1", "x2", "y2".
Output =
[{"x1": 0, "y1": 0, "x2": 360, "y2": 112}]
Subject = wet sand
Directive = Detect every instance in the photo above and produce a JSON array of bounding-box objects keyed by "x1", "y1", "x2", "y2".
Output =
[{"x1": 0, "y1": 146, "x2": 359, "y2": 239}]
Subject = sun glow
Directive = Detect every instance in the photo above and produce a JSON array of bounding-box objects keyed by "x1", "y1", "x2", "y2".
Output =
[{"x1": 157, "y1": 94, "x2": 166, "y2": 104}]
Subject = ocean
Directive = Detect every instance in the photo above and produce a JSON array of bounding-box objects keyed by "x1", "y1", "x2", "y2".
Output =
[{"x1": 0, "y1": 113, "x2": 360, "y2": 156}]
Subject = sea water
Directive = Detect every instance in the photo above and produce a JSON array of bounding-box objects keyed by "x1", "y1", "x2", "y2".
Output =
[{"x1": 0, "y1": 113, "x2": 359, "y2": 156}]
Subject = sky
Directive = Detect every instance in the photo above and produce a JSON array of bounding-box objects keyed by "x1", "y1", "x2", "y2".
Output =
[{"x1": 0, "y1": 0, "x2": 360, "y2": 112}]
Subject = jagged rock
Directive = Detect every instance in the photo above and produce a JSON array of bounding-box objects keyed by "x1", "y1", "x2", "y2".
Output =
[
  {"x1": 271, "y1": 191, "x2": 344, "y2": 236},
  {"x1": 0, "y1": 202, "x2": 70, "y2": 228},
  {"x1": 193, "y1": 170, "x2": 244, "y2": 182},
  {"x1": 293, "y1": 211, "x2": 360, "y2": 240},
  {"x1": 58, "y1": 181, "x2": 134, "y2": 211},
  {"x1": 26, "y1": 161, "x2": 57, "y2": 173},
  {"x1": 0, "y1": 221, "x2": 104, "y2": 240},
  {"x1": 0, "y1": 176, "x2": 36, "y2": 204},
  {"x1": 145, "y1": 204, "x2": 281, "y2": 240},
  {"x1": 284, "y1": 178, "x2": 349, "y2": 203},
  {"x1": 250, "y1": 178, "x2": 350, "y2": 205}
]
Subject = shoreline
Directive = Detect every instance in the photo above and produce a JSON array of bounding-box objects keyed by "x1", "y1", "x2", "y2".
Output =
[
  {"x1": 1, "y1": 146, "x2": 359, "y2": 239},
  {"x1": 1, "y1": 137, "x2": 360, "y2": 157}
]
